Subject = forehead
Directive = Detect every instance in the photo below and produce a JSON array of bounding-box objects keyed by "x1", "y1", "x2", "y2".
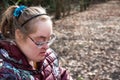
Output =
[{"x1": 29, "y1": 19, "x2": 53, "y2": 36}]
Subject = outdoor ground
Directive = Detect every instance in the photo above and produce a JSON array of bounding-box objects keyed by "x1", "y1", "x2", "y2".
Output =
[{"x1": 51, "y1": 0, "x2": 120, "y2": 80}]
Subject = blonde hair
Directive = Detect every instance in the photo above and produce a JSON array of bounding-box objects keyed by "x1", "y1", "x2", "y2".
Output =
[{"x1": 0, "y1": 5, "x2": 52, "y2": 39}]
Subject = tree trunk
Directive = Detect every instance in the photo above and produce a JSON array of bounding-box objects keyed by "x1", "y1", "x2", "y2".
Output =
[{"x1": 55, "y1": 0, "x2": 62, "y2": 19}]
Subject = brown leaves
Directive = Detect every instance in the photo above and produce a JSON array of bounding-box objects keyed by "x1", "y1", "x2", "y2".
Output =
[{"x1": 52, "y1": 0, "x2": 120, "y2": 80}]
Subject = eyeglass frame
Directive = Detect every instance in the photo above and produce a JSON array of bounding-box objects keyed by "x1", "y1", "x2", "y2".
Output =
[{"x1": 28, "y1": 33, "x2": 56, "y2": 48}]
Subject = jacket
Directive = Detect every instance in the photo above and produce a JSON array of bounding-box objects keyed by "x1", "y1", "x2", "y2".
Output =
[{"x1": 0, "y1": 41, "x2": 72, "y2": 80}]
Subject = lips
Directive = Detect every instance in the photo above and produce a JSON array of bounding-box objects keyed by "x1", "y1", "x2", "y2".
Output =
[{"x1": 39, "y1": 52, "x2": 46, "y2": 56}]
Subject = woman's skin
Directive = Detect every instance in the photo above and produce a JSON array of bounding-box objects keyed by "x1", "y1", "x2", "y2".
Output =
[{"x1": 15, "y1": 19, "x2": 53, "y2": 69}]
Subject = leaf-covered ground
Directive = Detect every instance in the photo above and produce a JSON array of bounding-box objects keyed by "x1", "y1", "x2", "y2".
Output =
[{"x1": 51, "y1": 0, "x2": 120, "y2": 80}]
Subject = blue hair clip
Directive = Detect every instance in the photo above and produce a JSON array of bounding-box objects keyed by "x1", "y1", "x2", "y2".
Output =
[{"x1": 13, "y1": 5, "x2": 27, "y2": 18}]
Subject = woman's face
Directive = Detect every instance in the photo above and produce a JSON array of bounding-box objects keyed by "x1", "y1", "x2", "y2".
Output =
[{"x1": 16, "y1": 19, "x2": 53, "y2": 62}]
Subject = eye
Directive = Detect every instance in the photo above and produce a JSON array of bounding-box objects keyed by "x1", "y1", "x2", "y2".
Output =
[
  {"x1": 36, "y1": 42, "x2": 44, "y2": 46},
  {"x1": 35, "y1": 37, "x2": 46, "y2": 42},
  {"x1": 36, "y1": 41, "x2": 49, "y2": 46}
]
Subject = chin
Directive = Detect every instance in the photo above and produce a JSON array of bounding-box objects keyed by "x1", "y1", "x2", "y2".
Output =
[{"x1": 35, "y1": 57, "x2": 45, "y2": 62}]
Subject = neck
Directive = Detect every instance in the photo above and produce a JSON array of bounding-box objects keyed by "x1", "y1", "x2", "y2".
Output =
[{"x1": 29, "y1": 61, "x2": 37, "y2": 70}]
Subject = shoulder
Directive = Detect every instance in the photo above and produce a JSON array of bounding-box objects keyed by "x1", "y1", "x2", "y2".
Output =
[
  {"x1": 43, "y1": 48, "x2": 60, "y2": 77},
  {"x1": 0, "y1": 56, "x2": 35, "y2": 80},
  {"x1": 0, "y1": 41, "x2": 10, "y2": 50},
  {"x1": 0, "y1": 58, "x2": 18, "y2": 79},
  {"x1": 43, "y1": 48, "x2": 59, "y2": 68},
  {"x1": 45, "y1": 48, "x2": 59, "y2": 67},
  {"x1": 45, "y1": 48, "x2": 58, "y2": 61}
]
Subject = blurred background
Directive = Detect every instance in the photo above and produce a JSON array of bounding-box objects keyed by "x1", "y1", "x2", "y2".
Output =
[
  {"x1": 0, "y1": 0, "x2": 120, "y2": 80},
  {"x1": 0, "y1": 0, "x2": 110, "y2": 20}
]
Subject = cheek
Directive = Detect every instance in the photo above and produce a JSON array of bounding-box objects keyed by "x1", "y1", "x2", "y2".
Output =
[
  {"x1": 26, "y1": 41, "x2": 38, "y2": 52},
  {"x1": 25, "y1": 43, "x2": 40, "y2": 58},
  {"x1": 23, "y1": 39, "x2": 39, "y2": 54}
]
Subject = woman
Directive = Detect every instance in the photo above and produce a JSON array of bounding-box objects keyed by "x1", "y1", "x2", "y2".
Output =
[{"x1": 0, "y1": 5, "x2": 72, "y2": 80}]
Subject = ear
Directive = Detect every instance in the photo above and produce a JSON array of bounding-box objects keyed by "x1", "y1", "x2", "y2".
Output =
[{"x1": 15, "y1": 29, "x2": 24, "y2": 40}]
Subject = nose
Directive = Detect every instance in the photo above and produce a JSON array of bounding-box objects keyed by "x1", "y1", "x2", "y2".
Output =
[{"x1": 41, "y1": 43, "x2": 49, "y2": 49}]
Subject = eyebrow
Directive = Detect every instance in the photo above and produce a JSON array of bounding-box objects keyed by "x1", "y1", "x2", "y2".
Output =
[
  {"x1": 38, "y1": 34, "x2": 52, "y2": 38},
  {"x1": 39, "y1": 36, "x2": 47, "y2": 39},
  {"x1": 35, "y1": 34, "x2": 53, "y2": 40},
  {"x1": 36, "y1": 36, "x2": 49, "y2": 40}
]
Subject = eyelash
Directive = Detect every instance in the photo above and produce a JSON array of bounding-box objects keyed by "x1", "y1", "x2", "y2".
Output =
[
  {"x1": 35, "y1": 38, "x2": 46, "y2": 42},
  {"x1": 36, "y1": 41, "x2": 49, "y2": 46}
]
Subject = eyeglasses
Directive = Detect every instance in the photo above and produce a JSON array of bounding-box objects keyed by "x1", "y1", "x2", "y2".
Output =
[{"x1": 28, "y1": 34, "x2": 56, "y2": 48}]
